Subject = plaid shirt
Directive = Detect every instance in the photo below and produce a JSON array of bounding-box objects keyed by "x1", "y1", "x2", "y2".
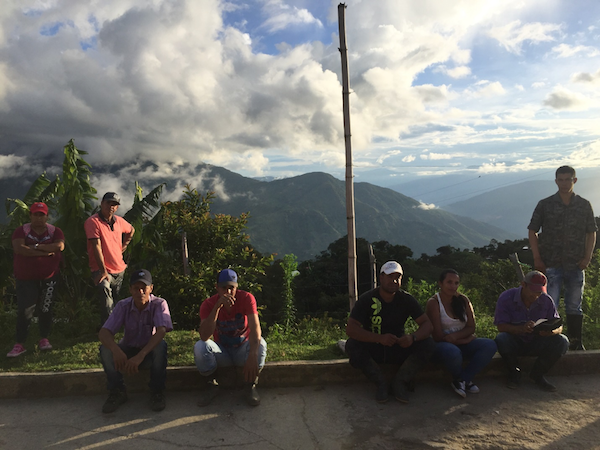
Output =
[{"x1": 528, "y1": 192, "x2": 597, "y2": 270}]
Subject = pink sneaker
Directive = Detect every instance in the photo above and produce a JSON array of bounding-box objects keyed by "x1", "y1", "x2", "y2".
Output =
[
  {"x1": 7, "y1": 343, "x2": 26, "y2": 357},
  {"x1": 39, "y1": 338, "x2": 53, "y2": 351}
]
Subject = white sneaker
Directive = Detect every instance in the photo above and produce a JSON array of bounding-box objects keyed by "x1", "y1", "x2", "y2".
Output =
[
  {"x1": 465, "y1": 381, "x2": 480, "y2": 394},
  {"x1": 451, "y1": 380, "x2": 466, "y2": 398}
]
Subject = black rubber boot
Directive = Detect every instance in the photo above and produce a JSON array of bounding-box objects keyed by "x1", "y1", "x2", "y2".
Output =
[
  {"x1": 567, "y1": 314, "x2": 585, "y2": 351},
  {"x1": 502, "y1": 354, "x2": 521, "y2": 389},
  {"x1": 362, "y1": 359, "x2": 389, "y2": 403}
]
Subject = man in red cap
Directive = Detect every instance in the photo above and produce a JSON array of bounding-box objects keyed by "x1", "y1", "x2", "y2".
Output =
[
  {"x1": 494, "y1": 270, "x2": 569, "y2": 392},
  {"x1": 7, "y1": 202, "x2": 65, "y2": 357}
]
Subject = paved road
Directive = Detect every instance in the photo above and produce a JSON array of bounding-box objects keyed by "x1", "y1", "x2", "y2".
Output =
[{"x1": 2, "y1": 374, "x2": 600, "y2": 449}]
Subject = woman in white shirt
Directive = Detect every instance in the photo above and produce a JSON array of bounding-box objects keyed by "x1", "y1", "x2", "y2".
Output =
[{"x1": 426, "y1": 269, "x2": 497, "y2": 398}]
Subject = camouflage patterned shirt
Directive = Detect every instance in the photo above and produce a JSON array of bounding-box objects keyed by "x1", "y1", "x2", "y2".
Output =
[{"x1": 528, "y1": 192, "x2": 597, "y2": 270}]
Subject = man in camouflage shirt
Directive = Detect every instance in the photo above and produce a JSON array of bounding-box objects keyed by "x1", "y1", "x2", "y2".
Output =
[
  {"x1": 345, "y1": 261, "x2": 434, "y2": 404},
  {"x1": 528, "y1": 166, "x2": 597, "y2": 350}
]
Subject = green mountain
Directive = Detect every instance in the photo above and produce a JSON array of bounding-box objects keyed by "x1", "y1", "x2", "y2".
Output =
[{"x1": 206, "y1": 168, "x2": 516, "y2": 260}]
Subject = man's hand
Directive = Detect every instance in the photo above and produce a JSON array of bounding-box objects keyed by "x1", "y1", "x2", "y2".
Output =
[
  {"x1": 217, "y1": 292, "x2": 236, "y2": 311},
  {"x1": 578, "y1": 257, "x2": 592, "y2": 270},
  {"x1": 123, "y1": 353, "x2": 144, "y2": 375},
  {"x1": 522, "y1": 321, "x2": 535, "y2": 334},
  {"x1": 443, "y1": 333, "x2": 458, "y2": 344},
  {"x1": 397, "y1": 334, "x2": 414, "y2": 348},
  {"x1": 112, "y1": 347, "x2": 128, "y2": 372},
  {"x1": 94, "y1": 271, "x2": 109, "y2": 285},
  {"x1": 378, "y1": 333, "x2": 399, "y2": 347},
  {"x1": 243, "y1": 356, "x2": 259, "y2": 382}
]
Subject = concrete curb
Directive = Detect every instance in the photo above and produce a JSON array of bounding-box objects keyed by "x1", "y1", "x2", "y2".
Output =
[{"x1": 1, "y1": 351, "x2": 599, "y2": 399}]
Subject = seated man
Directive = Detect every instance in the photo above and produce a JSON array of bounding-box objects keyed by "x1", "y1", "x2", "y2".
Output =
[
  {"x1": 494, "y1": 270, "x2": 569, "y2": 392},
  {"x1": 99, "y1": 269, "x2": 173, "y2": 413},
  {"x1": 345, "y1": 261, "x2": 435, "y2": 403},
  {"x1": 194, "y1": 268, "x2": 267, "y2": 407}
]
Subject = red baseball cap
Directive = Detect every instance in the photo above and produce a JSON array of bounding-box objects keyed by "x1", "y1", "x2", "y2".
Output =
[{"x1": 30, "y1": 202, "x2": 48, "y2": 215}]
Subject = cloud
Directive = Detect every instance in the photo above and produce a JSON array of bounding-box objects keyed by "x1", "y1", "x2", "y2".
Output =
[
  {"x1": 571, "y1": 69, "x2": 600, "y2": 85},
  {"x1": 488, "y1": 20, "x2": 562, "y2": 54},
  {"x1": 402, "y1": 155, "x2": 416, "y2": 163},
  {"x1": 260, "y1": 0, "x2": 323, "y2": 33},
  {"x1": 464, "y1": 81, "x2": 506, "y2": 98},
  {"x1": 420, "y1": 152, "x2": 453, "y2": 160},
  {"x1": 551, "y1": 43, "x2": 600, "y2": 58},
  {"x1": 543, "y1": 87, "x2": 591, "y2": 110},
  {"x1": 415, "y1": 201, "x2": 437, "y2": 210},
  {"x1": 434, "y1": 65, "x2": 472, "y2": 79}
]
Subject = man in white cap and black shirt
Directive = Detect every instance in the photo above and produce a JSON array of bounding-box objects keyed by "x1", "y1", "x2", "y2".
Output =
[
  {"x1": 85, "y1": 192, "x2": 135, "y2": 326},
  {"x1": 345, "y1": 261, "x2": 435, "y2": 403},
  {"x1": 494, "y1": 270, "x2": 569, "y2": 392},
  {"x1": 99, "y1": 269, "x2": 172, "y2": 413}
]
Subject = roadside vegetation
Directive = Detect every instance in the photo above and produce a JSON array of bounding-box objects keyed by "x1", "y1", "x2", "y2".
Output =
[{"x1": 1, "y1": 140, "x2": 600, "y2": 373}]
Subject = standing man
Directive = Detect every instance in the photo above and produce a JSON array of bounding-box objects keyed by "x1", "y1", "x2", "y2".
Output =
[
  {"x1": 194, "y1": 269, "x2": 267, "y2": 407},
  {"x1": 345, "y1": 261, "x2": 435, "y2": 404},
  {"x1": 85, "y1": 192, "x2": 135, "y2": 325},
  {"x1": 528, "y1": 166, "x2": 597, "y2": 350},
  {"x1": 7, "y1": 202, "x2": 65, "y2": 357},
  {"x1": 99, "y1": 269, "x2": 172, "y2": 413},
  {"x1": 494, "y1": 271, "x2": 569, "y2": 392}
]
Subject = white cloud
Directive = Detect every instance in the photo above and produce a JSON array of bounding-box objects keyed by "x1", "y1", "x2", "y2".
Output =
[
  {"x1": 434, "y1": 65, "x2": 472, "y2": 79},
  {"x1": 420, "y1": 152, "x2": 453, "y2": 160},
  {"x1": 402, "y1": 155, "x2": 416, "y2": 163},
  {"x1": 488, "y1": 20, "x2": 562, "y2": 54},
  {"x1": 260, "y1": 0, "x2": 323, "y2": 33},
  {"x1": 464, "y1": 81, "x2": 506, "y2": 98},
  {"x1": 543, "y1": 87, "x2": 591, "y2": 111},
  {"x1": 415, "y1": 201, "x2": 437, "y2": 210},
  {"x1": 551, "y1": 43, "x2": 600, "y2": 58},
  {"x1": 531, "y1": 81, "x2": 546, "y2": 88},
  {"x1": 515, "y1": 84, "x2": 525, "y2": 91}
]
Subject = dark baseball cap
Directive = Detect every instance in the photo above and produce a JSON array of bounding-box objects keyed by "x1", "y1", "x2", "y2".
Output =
[
  {"x1": 217, "y1": 268, "x2": 238, "y2": 287},
  {"x1": 130, "y1": 269, "x2": 153, "y2": 286},
  {"x1": 102, "y1": 192, "x2": 121, "y2": 204}
]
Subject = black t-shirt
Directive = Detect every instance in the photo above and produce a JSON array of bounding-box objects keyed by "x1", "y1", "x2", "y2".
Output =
[{"x1": 350, "y1": 287, "x2": 424, "y2": 337}]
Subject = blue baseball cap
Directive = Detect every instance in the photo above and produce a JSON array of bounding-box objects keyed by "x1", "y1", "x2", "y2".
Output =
[
  {"x1": 217, "y1": 269, "x2": 238, "y2": 287},
  {"x1": 130, "y1": 269, "x2": 152, "y2": 286}
]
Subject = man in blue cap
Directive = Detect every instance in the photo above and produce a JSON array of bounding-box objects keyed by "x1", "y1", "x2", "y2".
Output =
[{"x1": 194, "y1": 268, "x2": 267, "y2": 407}]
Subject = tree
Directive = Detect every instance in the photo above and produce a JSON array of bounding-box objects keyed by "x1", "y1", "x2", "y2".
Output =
[{"x1": 148, "y1": 185, "x2": 273, "y2": 329}]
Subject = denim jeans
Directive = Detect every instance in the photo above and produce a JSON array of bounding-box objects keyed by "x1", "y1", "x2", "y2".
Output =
[
  {"x1": 99, "y1": 340, "x2": 168, "y2": 392},
  {"x1": 546, "y1": 267, "x2": 584, "y2": 315},
  {"x1": 194, "y1": 338, "x2": 267, "y2": 376},
  {"x1": 93, "y1": 270, "x2": 124, "y2": 324},
  {"x1": 431, "y1": 338, "x2": 497, "y2": 383},
  {"x1": 495, "y1": 332, "x2": 569, "y2": 375}
]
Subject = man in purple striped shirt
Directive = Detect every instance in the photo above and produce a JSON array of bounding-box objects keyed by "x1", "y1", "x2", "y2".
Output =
[{"x1": 99, "y1": 269, "x2": 173, "y2": 413}]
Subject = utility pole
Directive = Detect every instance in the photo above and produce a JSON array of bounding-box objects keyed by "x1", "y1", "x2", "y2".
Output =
[{"x1": 338, "y1": 3, "x2": 358, "y2": 311}]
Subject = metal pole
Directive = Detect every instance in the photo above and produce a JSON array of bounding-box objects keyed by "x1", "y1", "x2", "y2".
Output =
[
  {"x1": 338, "y1": 3, "x2": 358, "y2": 311},
  {"x1": 369, "y1": 243, "x2": 377, "y2": 290},
  {"x1": 182, "y1": 232, "x2": 190, "y2": 276}
]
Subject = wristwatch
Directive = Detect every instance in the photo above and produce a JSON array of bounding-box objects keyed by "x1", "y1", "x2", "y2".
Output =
[
  {"x1": 35, "y1": 243, "x2": 39, "y2": 249},
  {"x1": 411, "y1": 333, "x2": 416, "y2": 343}
]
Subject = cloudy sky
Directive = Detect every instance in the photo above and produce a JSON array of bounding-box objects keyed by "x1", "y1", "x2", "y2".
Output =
[{"x1": 1, "y1": 0, "x2": 599, "y2": 204}]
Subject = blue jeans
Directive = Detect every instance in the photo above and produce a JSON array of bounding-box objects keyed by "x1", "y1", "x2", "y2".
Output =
[
  {"x1": 99, "y1": 340, "x2": 168, "y2": 392},
  {"x1": 431, "y1": 338, "x2": 497, "y2": 383},
  {"x1": 495, "y1": 332, "x2": 569, "y2": 375},
  {"x1": 546, "y1": 267, "x2": 584, "y2": 315},
  {"x1": 194, "y1": 338, "x2": 267, "y2": 376}
]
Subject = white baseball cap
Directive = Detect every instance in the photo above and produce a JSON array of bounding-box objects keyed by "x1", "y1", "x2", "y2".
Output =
[{"x1": 380, "y1": 261, "x2": 403, "y2": 275}]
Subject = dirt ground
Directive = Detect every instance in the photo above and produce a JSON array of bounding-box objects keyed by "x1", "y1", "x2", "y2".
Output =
[{"x1": 1, "y1": 373, "x2": 600, "y2": 449}]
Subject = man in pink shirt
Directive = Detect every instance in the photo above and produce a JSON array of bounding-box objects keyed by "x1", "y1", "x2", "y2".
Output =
[{"x1": 84, "y1": 192, "x2": 135, "y2": 325}]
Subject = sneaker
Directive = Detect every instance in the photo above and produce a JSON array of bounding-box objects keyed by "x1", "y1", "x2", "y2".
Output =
[
  {"x1": 451, "y1": 380, "x2": 466, "y2": 398},
  {"x1": 244, "y1": 383, "x2": 261, "y2": 407},
  {"x1": 531, "y1": 374, "x2": 557, "y2": 392},
  {"x1": 506, "y1": 369, "x2": 521, "y2": 389},
  {"x1": 393, "y1": 379, "x2": 410, "y2": 403},
  {"x1": 102, "y1": 389, "x2": 128, "y2": 413},
  {"x1": 39, "y1": 338, "x2": 53, "y2": 351},
  {"x1": 151, "y1": 391, "x2": 166, "y2": 412},
  {"x1": 197, "y1": 382, "x2": 220, "y2": 407},
  {"x1": 465, "y1": 381, "x2": 480, "y2": 394},
  {"x1": 7, "y1": 344, "x2": 26, "y2": 358}
]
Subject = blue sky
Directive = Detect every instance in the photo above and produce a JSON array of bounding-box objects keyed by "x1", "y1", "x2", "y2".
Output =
[{"x1": 0, "y1": 0, "x2": 599, "y2": 206}]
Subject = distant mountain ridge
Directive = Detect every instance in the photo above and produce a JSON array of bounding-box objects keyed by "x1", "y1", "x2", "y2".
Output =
[
  {"x1": 0, "y1": 161, "x2": 517, "y2": 261},
  {"x1": 442, "y1": 178, "x2": 600, "y2": 237}
]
